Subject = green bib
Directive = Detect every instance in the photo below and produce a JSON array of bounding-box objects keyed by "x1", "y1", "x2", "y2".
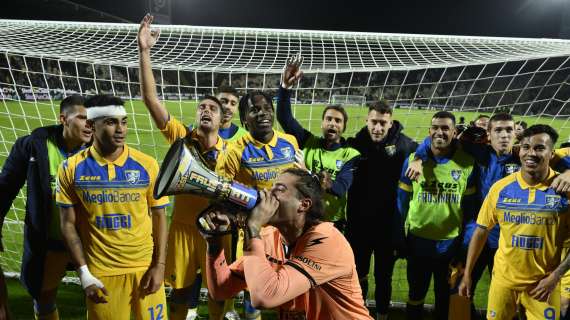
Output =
[
  {"x1": 303, "y1": 136, "x2": 360, "y2": 222},
  {"x1": 406, "y1": 149, "x2": 475, "y2": 240},
  {"x1": 224, "y1": 125, "x2": 248, "y2": 142},
  {"x1": 47, "y1": 138, "x2": 67, "y2": 240}
]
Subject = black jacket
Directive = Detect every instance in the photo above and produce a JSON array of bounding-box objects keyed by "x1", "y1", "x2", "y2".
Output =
[
  {"x1": 0, "y1": 125, "x2": 68, "y2": 299},
  {"x1": 346, "y1": 121, "x2": 417, "y2": 231}
]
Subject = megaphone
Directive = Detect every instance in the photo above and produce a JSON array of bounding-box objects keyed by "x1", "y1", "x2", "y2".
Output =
[{"x1": 154, "y1": 138, "x2": 258, "y2": 211}]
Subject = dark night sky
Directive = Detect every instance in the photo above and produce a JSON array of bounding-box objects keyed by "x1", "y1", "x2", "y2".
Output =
[{"x1": 3, "y1": 0, "x2": 569, "y2": 38}]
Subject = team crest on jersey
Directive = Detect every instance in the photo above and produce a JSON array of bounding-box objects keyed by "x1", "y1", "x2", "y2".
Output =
[
  {"x1": 450, "y1": 170, "x2": 462, "y2": 181},
  {"x1": 385, "y1": 145, "x2": 396, "y2": 156},
  {"x1": 125, "y1": 170, "x2": 140, "y2": 184},
  {"x1": 505, "y1": 164, "x2": 519, "y2": 175},
  {"x1": 336, "y1": 160, "x2": 343, "y2": 169},
  {"x1": 281, "y1": 147, "x2": 292, "y2": 159},
  {"x1": 546, "y1": 195, "x2": 561, "y2": 209}
]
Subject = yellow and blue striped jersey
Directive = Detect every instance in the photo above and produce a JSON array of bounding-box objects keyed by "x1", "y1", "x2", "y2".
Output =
[
  {"x1": 160, "y1": 115, "x2": 226, "y2": 225},
  {"x1": 217, "y1": 130, "x2": 299, "y2": 190},
  {"x1": 477, "y1": 169, "x2": 570, "y2": 290},
  {"x1": 55, "y1": 144, "x2": 169, "y2": 276}
]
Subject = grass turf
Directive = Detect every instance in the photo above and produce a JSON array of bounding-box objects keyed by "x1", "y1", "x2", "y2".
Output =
[{"x1": 1, "y1": 99, "x2": 567, "y2": 318}]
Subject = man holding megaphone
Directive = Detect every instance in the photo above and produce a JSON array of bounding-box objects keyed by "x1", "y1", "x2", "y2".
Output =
[
  {"x1": 138, "y1": 14, "x2": 234, "y2": 320},
  {"x1": 198, "y1": 168, "x2": 373, "y2": 320}
]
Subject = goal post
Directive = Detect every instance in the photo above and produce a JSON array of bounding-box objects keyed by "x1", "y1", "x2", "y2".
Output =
[{"x1": 1, "y1": 19, "x2": 570, "y2": 307}]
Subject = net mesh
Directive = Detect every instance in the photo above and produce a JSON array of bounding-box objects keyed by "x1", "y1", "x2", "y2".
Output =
[{"x1": 1, "y1": 19, "x2": 570, "y2": 306}]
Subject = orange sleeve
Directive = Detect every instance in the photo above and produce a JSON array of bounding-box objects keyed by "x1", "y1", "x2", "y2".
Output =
[
  {"x1": 205, "y1": 249, "x2": 247, "y2": 301},
  {"x1": 243, "y1": 238, "x2": 312, "y2": 309}
]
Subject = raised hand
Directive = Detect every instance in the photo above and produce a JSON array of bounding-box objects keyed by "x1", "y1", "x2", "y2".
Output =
[
  {"x1": 281, "y1": 53, "x2": 304, "y2": 89},
  {"x1": 138, "y1": 13, "x2": 160, "y2": 51}
]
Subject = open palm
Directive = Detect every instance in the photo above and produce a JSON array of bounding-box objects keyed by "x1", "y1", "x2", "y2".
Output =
[{"x1": 138, "y1": 14, "x2": 160, "y2": 50}]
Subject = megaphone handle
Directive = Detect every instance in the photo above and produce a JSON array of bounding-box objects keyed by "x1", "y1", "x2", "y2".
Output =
[{"x1": 196, "y1": 204, "x2": 236, "y2": 236}]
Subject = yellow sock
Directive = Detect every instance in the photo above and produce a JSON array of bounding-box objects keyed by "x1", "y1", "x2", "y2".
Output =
[
  {"x1": 35, "y1": 308, "x2": 59, "y2": 320},
  {"x1": 168, "y1": 303, "x2": 189, "y2": 320}
]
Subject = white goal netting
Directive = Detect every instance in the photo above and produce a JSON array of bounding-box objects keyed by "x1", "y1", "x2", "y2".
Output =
[{"x1": 1, "y1": 19, "x2": 570, "y2": 305}]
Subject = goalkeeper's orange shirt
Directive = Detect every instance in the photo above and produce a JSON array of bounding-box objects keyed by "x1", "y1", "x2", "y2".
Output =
[
  {"x1": 208, "y1": 223, "x2": 372, "y2": 320},
  {"x1": 55, "y1": 144, "x2": 169, "y2": 276},
  {"x1": 477, "y1": 169, "x2": 570, "y2": 290},
  {"x1": 217, "y1": 130, "x2": 299, "y2": 190},
  {"x1": 160, "y1": 115, "x2": 226, "y2": 225}
]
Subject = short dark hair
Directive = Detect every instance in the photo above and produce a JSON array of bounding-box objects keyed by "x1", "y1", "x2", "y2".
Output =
[
  {"x1": 238, "y1": 91, "x2": 273, "y2": 128},
  {"x1": 216, "y1": 85, "x2": 239, "y2": 98},
  {"x1": 488, "y1": 113, "x2": 514, "y2": 130},
  {"x1": 516, "y1": 120, "x2": 528, "y2": 129},
  {"x1": 520, "y1": 124, "x2": 559, "y2": 146},
  {"x1": 282, "y1": 167, "x2": 324, "y2": 222},
  {"x1": 367, "y1": 100, "x2": 392, "y2": 115},
  {"x1": 60, "y1": 95, "x2": 85, "y2": 114},
  {"x1": 202, "y1": 95, "x2": 223, "y2": 112},
  {"x1": 84, "y1": 94, "x2": 124, "y2": 109},
  {"x1": 475, "y1": 114, "x2": 490, "y2": 121},
  {"x1": 322, "y1": 104, "x2": 348, "y2": 132},
  {"x1": 432, "y1": 111, "x2": 456, "y2": 125}
]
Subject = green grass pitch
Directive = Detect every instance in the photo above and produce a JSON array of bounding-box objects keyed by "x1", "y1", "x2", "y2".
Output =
[{"x1": 1, "y1": 99, "x2": 569, "y2": 318}]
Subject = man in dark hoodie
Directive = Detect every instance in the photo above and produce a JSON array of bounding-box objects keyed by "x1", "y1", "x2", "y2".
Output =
[
  {"x1": 346, "y1": 101, "x2": 417, "y2": 319},
  {"x1": 0, "y1": 95, "x2": 91, "y2": 320},
  {"x1": 276, "y1": 54, "x2": 360, "y2": 232}
]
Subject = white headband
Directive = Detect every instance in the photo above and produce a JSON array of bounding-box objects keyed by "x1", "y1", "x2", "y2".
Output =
[{"x1": 86, "y1": 105, "x2": 127, "y2": 120}]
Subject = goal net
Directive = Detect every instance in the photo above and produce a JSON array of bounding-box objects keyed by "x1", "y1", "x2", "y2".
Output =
[{"x1": 1, "y1": 19, "x2": 570, "y2": 307}]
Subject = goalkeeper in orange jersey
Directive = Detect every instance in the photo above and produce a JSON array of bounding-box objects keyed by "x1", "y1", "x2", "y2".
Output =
[
  {"x1": 138, "y1": 13, "x2": 237, "y2": 320},
  {"x1": 0, "y1": 95, "x2": 91, "y2": 320},
  {"x1": 459, "y1": 124, "x2": 570, "y2": 320},
  {"x1": 57, "y1": 94, "x2": 170, "y2": 319}
]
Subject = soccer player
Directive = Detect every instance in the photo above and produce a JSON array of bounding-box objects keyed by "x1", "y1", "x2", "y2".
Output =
[
  {"x1": 217, "y1": 85, "x2": 248, "y2": 142},
  {"x1": 0, "y1": 95, "x2": 91, "y2": 320},
  {"x1": 276, "y1": 54, "x2": 360, "y2": 231},
  {"x1": 473, "y1": 115, "x2": 490, "y2": 129},
  {"x1": 407, "y1": 113, "x2": 520, "y2": 312},
  {"x1": 217, "y1": 85, "x2": 300, "y2": 320},
  {"x1": 515, "y1": 120, "x2": 527, "y2": 142},
  {"x1": 138, "y1": 14, "x2": 235, "y2": 320},
  {"x1": 56, "y1": 94, "x2": 169, "y2": 319},
  {"x1": 397, "y1": 111, "x2": 478, "y2": 320},
  {"x1": 201, "y1": 168, "x2": 373, "y2": 320},
  {"x1": 459, "y1": 124, "x2": 570, "y2": 320},
  {"x1": 189, "y1": 85, "x2": 248, "y2": 143},
  {"x1": 344, "y1": 100, "x2": 417, "y2": 319}
]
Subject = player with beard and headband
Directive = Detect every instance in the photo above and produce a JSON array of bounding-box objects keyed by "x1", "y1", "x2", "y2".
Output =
[
  {"x1": 276, "y1": 54, "x2": 360, "y2": 232},
  {"x1": 56, "y1": 94, "x2": 170, "y2": 319},
  {"x1": 459, "y1": 125, "x2": 570, "y2": 320},
  {"x1": 138, "y1": 14, "x2": 236, "y2": 320},
  {"x1": 396, "y1": 111, "x2": 478, "y2": 320},
  {"x1": 218, "y1": 89, "x2": 300, "y2": 319},
  {"x1": 344, "y1": 100, "x2": 416, "y2": 319},
  {"x1": 200, "y1": 168, "x2": 373, "y2": 320},
  {"x1": 0, "y1": 95, "x2": 91, "y2": 320}
]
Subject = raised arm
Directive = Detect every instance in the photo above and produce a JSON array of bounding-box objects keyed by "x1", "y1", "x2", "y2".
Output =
[
  {"x1": 138, "y1": 14, "x2": 169, "y2": 130},
  {"x1": 276, "y1": 54, "x2": 312, "y2": 148}
]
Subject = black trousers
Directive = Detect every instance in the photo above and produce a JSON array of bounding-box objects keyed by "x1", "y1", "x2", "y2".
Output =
[
  {"x1": 348, "y1": 226, "x2": 396, "y2": 314},
  {"x1": 406, "y1": 252, "x2": 453, "y2": 320}
]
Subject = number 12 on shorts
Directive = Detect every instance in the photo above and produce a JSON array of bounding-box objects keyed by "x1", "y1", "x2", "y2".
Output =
[{"x1": 148, "y1": 303, "x2": 164, "y2": 320}]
